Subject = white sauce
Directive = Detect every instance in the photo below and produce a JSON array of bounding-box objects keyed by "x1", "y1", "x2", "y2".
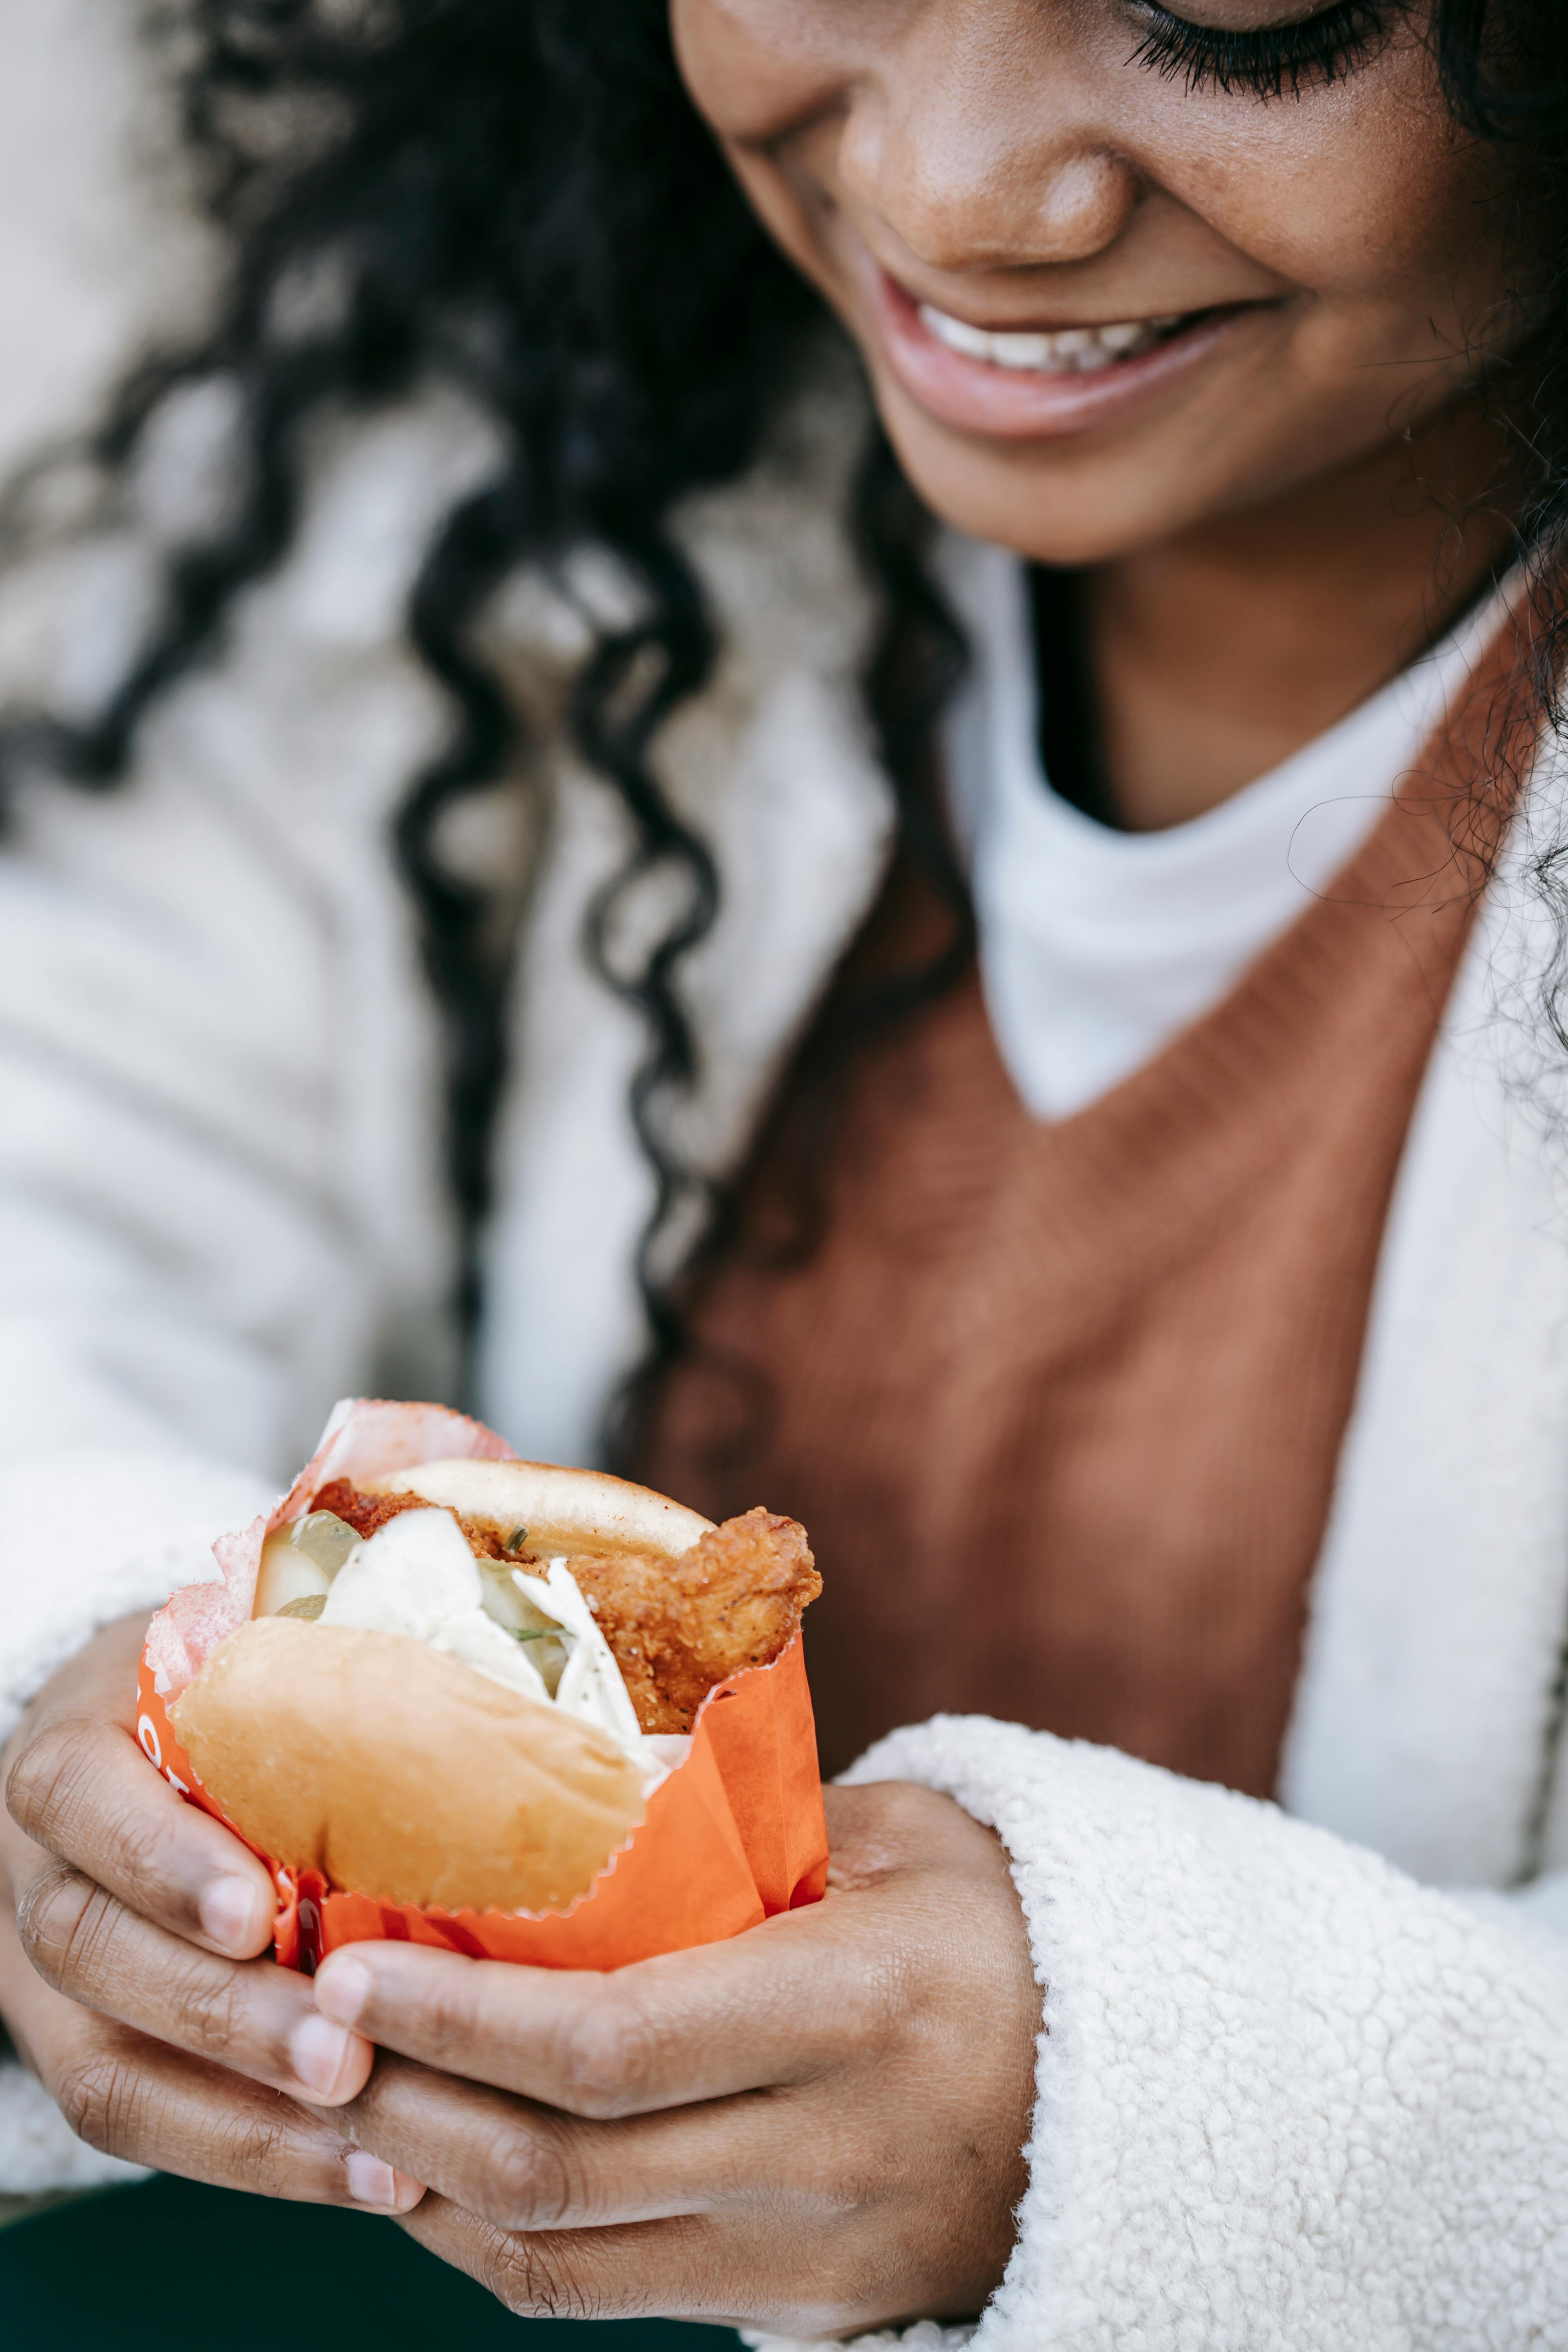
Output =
[
  {"x1": 316, "y1": 1506, "x2": 672, "y2": 1780},
  {"x1": 510, "y1": 1558, "x2": 646, "y2": 1748}
]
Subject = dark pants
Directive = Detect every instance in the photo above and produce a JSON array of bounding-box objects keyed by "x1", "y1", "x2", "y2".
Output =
[{"x1": 2, "y1": 2174, "x2": 740, "y2": 2350}]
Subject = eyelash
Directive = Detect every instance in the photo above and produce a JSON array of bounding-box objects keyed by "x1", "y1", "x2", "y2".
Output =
[{"x1": 1129, "y1": 0, "x2": 1397, "y2": 99}]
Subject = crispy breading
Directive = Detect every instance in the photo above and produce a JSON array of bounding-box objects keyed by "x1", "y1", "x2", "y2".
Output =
[
  {"x1": 573, "y1": 1509, "x2": 820, "y2": 1731},
  {"x1": 312, "y1": 1479, "x2": 518, "y2": 1560},
  {"x1": 310, "y1": 1483, "x2": 818, "y2": 1734}
]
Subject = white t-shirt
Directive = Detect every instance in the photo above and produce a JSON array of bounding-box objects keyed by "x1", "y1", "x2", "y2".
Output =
[{"x1": 938, "y1": 532, "x2": 1512, "y2": 1120}]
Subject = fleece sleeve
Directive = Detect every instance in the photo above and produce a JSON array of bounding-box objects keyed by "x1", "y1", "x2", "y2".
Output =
[
  {"x1": 0, "y1": 737, "x2": 420, "y2": 2190},
  {"x1": 0, "y1": 774, "x2": 447, "y2": 2193},
  {"x1": 746, "y1": 1716, "x2": 1568, "y2": 2352},
  {"x1": 0, "y1": 739, "x2": 417, "y2": 2187}
]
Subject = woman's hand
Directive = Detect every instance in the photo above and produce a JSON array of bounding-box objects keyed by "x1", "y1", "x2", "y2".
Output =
[
  {"x1": 0, "y1": 1614, "x2": 422, "y2": 2212},
  {"x1": 311, "y1": 1780, "x2": 1039, "y2": 2334}
]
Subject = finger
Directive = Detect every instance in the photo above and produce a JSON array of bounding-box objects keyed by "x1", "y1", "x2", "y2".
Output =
[
  {"x1": 4, "y1": 1702, "x2": 277, "y2": 1960},
  {"x1": 328, "y1": 2049, "x2": 810, "y2": 2232},
  {"x1": 403, "y1": 2198, "x2": 746, "y2": 2324},
  {"x1": 399, "y1": 2195, "x2": 866, "y2": 2334},
  {"x1": 311, "y1": 1779, "x2": 985, "y2": 2122},
  {"x1": 13, "y1": 1851, "x2": 374, "y2": 2107},
  {"x1": 312, "y1": 1897, "x2": 878, "y2": 2118},
  {"x1": 0, "y1": 1893, "x2": 423, "y2": 2211}
]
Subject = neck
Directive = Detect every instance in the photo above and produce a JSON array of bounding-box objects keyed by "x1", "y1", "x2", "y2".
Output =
[{"x1": 1080, "y1": 399, "x2": 1523, "y2": 833}]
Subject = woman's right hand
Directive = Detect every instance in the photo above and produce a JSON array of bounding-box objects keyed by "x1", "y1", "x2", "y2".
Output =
[{"x1": 0, "y1": 1612, "x2": 423, "y2": 2211}]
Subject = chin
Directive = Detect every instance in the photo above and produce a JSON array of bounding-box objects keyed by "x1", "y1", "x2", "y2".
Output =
[{"x1": 877, "y1": 398, "x2": 1197, "y2": 570}]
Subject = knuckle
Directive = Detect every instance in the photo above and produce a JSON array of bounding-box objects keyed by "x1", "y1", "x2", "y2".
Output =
[
  {"x1": 552, "y1": 1987, "x2": 659, "y2": 2119},
  {"x1": 218, "y1": 2102, "x2": 305, "y2": 2192},
  {"x1": 4, "y1": 1716, "x2": 93, "y2": 1849},
  {"x1": 813, "y1": 1948, "x2": 902, "y2": 2069},
  {"x1": 881, "y1": 1776, "x2": 940, "y2": 1825},
  {"x1": 490, "y1": 2232, "x2": 602, "y2": 2321},
  {"x1": 54, "y1": 2047, "x2": 142, "y2": 2158},
  {"x1": 806, "y1": 2150, "x2": 882, "y2": 2225},
  {"x1": 414, "y1": 1974, "x2": 490, "y2": 2075},
  {"x1": 784, "y1": 2242, "x2": 885, "y2": 2336},
  {"x1": 16, "y1": 1863, "x2": 105, "y2": 1996},
  {"x1": 844, "y1": 1775, "x2": 950, "y2": 1856},
  {"x1": 484, "y1": 2114, "x2": 577, "y2": 2231},
  {"x1": 94, "y1": 1798, "x2": 195, "y2": 1931},
  {"x1": 163, "y1": 1951, "x2": 247, "y2": 2059},
  {"x1": 6, "y1": 1715, "x2": 176, "y2": 1920}
]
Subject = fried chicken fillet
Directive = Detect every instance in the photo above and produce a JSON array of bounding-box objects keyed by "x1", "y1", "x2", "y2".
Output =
[{"x1": 314, "y1": 1481, "x2": 819, "y2": 1734}]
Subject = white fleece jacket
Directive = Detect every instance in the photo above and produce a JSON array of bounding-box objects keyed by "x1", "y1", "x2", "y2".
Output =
[{"x1": 4, "y1": 10, "x2": 1568, "y2": 2345}]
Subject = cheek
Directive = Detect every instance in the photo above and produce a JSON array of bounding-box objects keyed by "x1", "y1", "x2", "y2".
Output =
[
  {"x1": 669, "y1": 0, "x2": 849, "y2": 146},
  {"x1": 669, "y1": 0, "x2": 864, "y2": 313},
  {"x1": 1154, "y1": 89, "x2": 1507, "y2": 351}
]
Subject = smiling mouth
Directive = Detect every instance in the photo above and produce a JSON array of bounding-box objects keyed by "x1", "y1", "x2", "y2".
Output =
[
  {"x1": 916, "y1": 299, "x2": 1198, "y2": 376},
  {"x1": 870, "y1": 266, "x2": 1260, "y2": 441}
]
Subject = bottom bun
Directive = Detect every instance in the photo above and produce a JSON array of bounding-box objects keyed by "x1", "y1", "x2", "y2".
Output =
[{"x1": 171, "y1": 1616, "x2": 650, "y2": 1914}]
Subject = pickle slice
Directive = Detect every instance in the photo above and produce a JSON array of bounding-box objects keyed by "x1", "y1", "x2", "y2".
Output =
[{"x1": 287, "y1": 1511, "x2": 360, "y2": 1577}]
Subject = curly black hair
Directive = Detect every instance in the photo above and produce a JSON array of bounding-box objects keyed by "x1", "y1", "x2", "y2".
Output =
[{"x1": 0, "y1": 0, "x2": 1560, "y2": 1443}]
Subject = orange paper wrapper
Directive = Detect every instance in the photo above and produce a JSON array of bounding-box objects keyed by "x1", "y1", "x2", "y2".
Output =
[{"x1": 137, "y1": 1399, "x2": 828, "y2": 1971}]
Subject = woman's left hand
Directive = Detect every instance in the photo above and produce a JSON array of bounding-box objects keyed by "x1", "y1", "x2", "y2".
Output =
[{"x1": 310, "y1": 1780, "x2": 1039, "y2": 2335}]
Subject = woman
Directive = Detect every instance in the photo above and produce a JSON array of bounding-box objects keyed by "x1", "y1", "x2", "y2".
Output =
[{"x1": 2, "y1": 0, "x2": 1568, "y2": 2340}]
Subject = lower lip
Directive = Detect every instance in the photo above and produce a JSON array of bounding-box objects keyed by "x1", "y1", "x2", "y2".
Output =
[{"x1": 867, "y1": 267, "x2": 1255, "y2": 443}]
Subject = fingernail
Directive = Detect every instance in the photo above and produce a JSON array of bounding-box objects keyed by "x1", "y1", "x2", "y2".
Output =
[
  {"x1": 290, "y1": 2012, "x2": 356, "y2": 2098},
  {"x1": 200, "y1": 1874, "x2": 269, "y2": 1954},
  {"x1": 314, "y1": 1954, "x2": 373, "y2": 2028},
  {"x1": 344, "y1": 2151, "x2": 423, "y2": 2210},
  {"x1": 345, "y1": 2151, "x2": 398, "y2": 2207}
]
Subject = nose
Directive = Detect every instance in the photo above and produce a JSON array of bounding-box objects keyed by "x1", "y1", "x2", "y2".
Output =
[{"x1": 834, "y1": 11, "x2": 1139, "y2": 278}]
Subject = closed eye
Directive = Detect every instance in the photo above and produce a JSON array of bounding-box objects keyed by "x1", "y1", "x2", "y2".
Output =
[{"x1": 1128, "y1": 0, "x2": 1401, "y2": 100}]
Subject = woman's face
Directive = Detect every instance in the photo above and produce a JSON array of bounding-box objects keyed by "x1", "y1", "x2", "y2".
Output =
[{"x1": 671, "y1": 1, "x2": 1522, "y2": 565}]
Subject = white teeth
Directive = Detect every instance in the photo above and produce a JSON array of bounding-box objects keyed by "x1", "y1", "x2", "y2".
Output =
[
  {"x1": 924, "y1": 308, "x2": 993, "y2": 360},
  {"x1": 918, "y1": 302, "x2": 1185, "y2": 374}
]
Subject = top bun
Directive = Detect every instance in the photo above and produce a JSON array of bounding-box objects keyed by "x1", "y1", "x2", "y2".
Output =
[{"x1": 370, "y1": 1457, "x2": 714, "y2": 1559}]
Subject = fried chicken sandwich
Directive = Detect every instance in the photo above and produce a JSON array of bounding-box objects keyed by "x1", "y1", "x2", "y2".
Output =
[{"x1": 169, "y1": 1458, "x2": 819, "y2": 1917}]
